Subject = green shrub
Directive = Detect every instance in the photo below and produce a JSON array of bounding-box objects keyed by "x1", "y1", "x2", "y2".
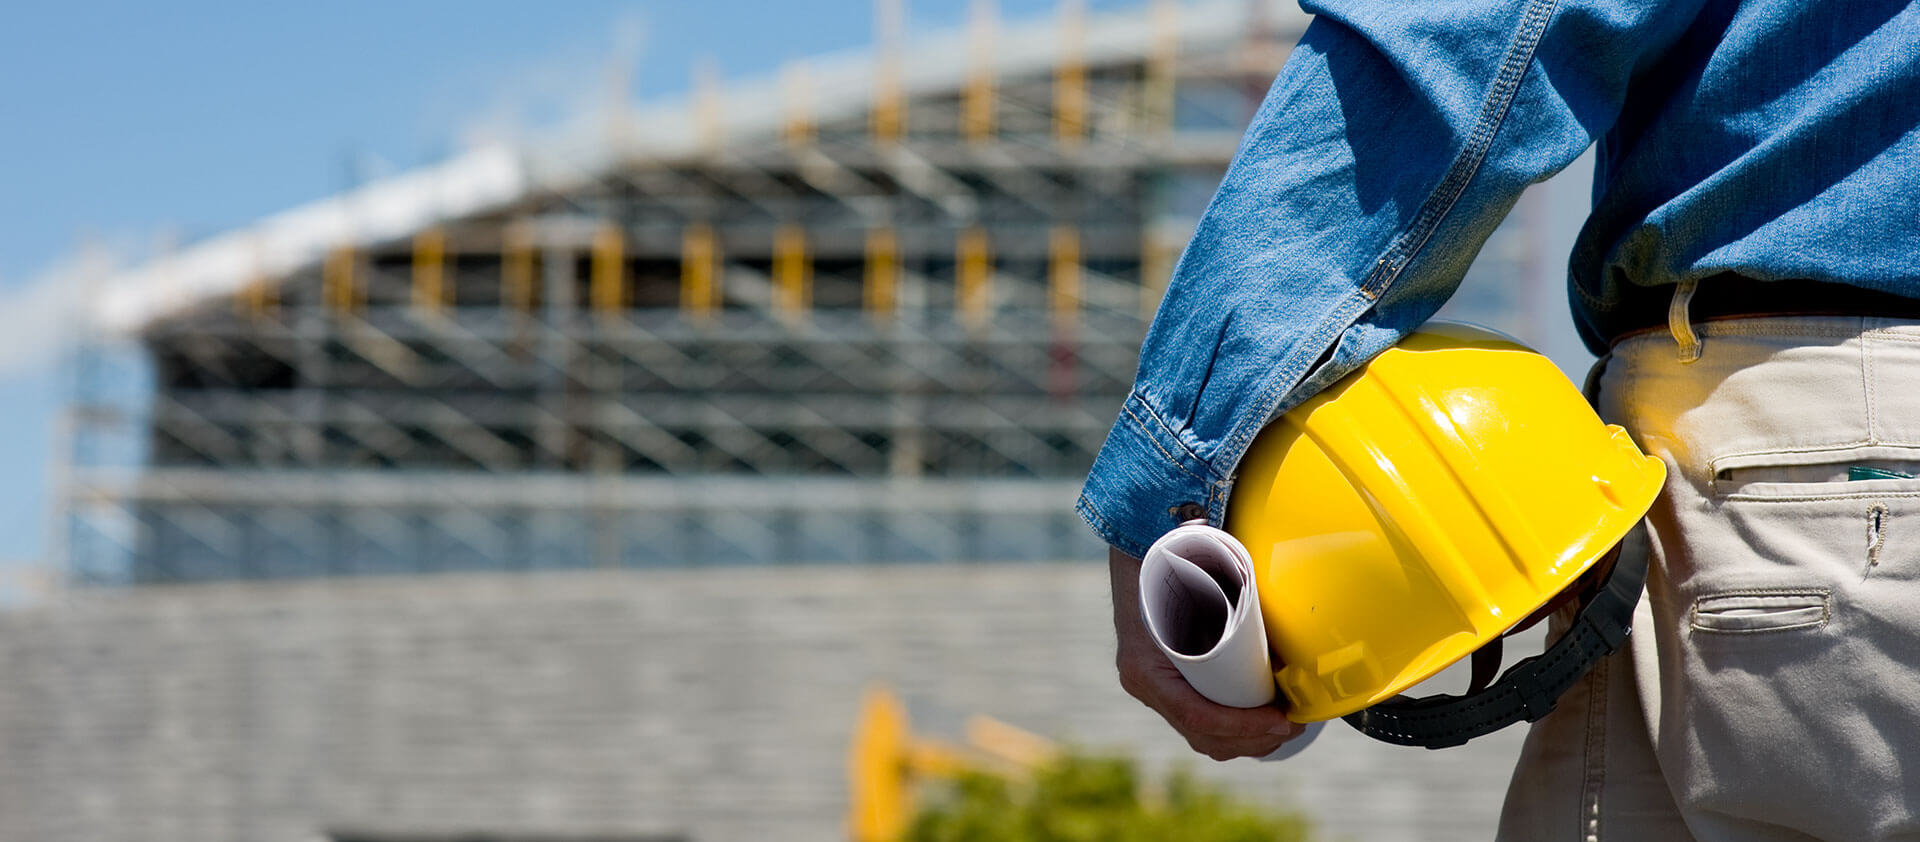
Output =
[{"x1": 904, "y1": 749, "x2": 1316, "y2": 842}]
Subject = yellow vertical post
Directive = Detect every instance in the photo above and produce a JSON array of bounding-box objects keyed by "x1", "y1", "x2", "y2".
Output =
[
  {"x1": 592, "y1": 224, "x2": 626, "y2": 317},
  {"x1": 957, "y1": 226, "x2": 991, "y2": 330},
  {"x1": 695, "y1": 57, "x2": 723, "y2": 154},
  {"x1": 238, "y1": 278, "x2": 277, "y2": 318},
  {"x1": 412, "y1": 227, "x2": 448, "y2": 313},
  {"x1": 1049, "y1": 225, "x2": 1080, "y2": 331},
  {"x1": 237, "y1": 239, "x2": 276, "y2": 318},
  {"x1": 603, "y1": 22, "x2": 639, "y2": 155},
  {"x1": 1054, "y1": 0, "x2": 1086, "y2": 148},
  {"x1": 964, "y1": 0, "x2": 996, "y2": 144},
  {"x1": 681, "y1": 223, "x2": 719, "y2": 320},
  {"x1": 1140, "y1": 230, "x2": 1175, "y2": 319},
  {"x1": 502, "y1": 222, "x2": 536, "y2": 313},
  {"x1": 782, "y1": 61, "x2": 815, "y2": 147},
  {"x1": 1147, "y1": 0, "x2": 1179, "y2": 134},
  {"x1": 872, "y1": 0, "x2": 906, "y2": 145},
  {"x1": 323, "y1": 245, "x2": 358, "y2": 314},
  {"x1": 848, "y1": 686, "x2": 911, "y2": 842},
  {"x1": 865, "y1": 227, "x2": 898, "y2": 320},
  {"x1": 773, "y1": 223, "x2": 811, "y2": 324}
]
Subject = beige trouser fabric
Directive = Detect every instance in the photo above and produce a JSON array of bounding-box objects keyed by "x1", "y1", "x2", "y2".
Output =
[{"x1": 1498, "y1": 316, "x2": 1920, "y2": 842}]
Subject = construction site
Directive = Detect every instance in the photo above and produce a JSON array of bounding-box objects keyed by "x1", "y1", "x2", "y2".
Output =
[{"x1": 4, "y1": 2, "x2": 1569, "y2": 840}]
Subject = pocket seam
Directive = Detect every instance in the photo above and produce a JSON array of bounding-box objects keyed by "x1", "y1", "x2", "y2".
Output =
[
  {"x1": 1689, "y1": 588, "x2": 1831, "y2": 635},
  {"x1": 1725, "y1": 489, "x2": 1920, "y2": 503},
  {"x1": 1710, "y1": 444, "x2": 1920, "y2": 497}
]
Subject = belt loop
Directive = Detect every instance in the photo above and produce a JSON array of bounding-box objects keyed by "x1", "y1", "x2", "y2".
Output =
[{"x1": 1668, "y1": 279, "x2": 1701, "y2": 363}]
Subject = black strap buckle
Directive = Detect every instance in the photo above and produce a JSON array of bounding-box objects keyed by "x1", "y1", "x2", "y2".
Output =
[{"x1": 1340, "y1": 526, "x2": 1649, "y2": 749}]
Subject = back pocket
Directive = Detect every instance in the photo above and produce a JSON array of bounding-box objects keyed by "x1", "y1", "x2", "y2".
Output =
[
  {"x1": 1712, "y1": 449, "x2": 1920, "y2": 499},
  {"x1": 1689, "y1": 589, "x2": 1830, "y2": 634}
]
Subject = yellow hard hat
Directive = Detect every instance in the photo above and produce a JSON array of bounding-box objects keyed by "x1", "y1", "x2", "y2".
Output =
[{"x1": 1224, "y1": 322, "x2": 1664, "y2": 747}]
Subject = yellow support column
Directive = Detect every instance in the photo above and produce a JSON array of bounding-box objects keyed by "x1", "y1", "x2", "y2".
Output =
[
  {"x1": 412, "y1": 227, "x2": 448, "y2": 314},
  {"x1": 782, "y1": 60, "x2": 815, "y2": 147},
  {"x1": 1146, "y1": 0, "x2": 1179, "y2": 134},
  {"x1": 847, "y1": 685, "x2": 1059, "y2": 842},
  {"x1": 323, "y1": 245, "x2": 359, "y2": 315},
  {"x1": 872, "y1": 0, "x2": 906, "y2": 145},
  {"x1": 964, "y1": 0, "x2": 996, "y2": 144},
  {"x1": 238, "y1": 280, "x2": 277, "y2": 318},
  {"x1": 694, "y1": 58, "x2": 723, "y2": 154},
  {"x1": 237, "y1": 280, "x2": 277, "y2": 318},
  {"x1": 682, "y1": 223, "x2": 719, "y2": 320},
  {"x1": 1049, "y1": 225, "x2": 1080, "y2": 331},
  {"x1": 957, "y1": 226, "x2": 991, "y2": 331},
  {"x1": 236, "y1": 240, "x2": 277, "y2": 318},
  {"x1": 865, "y1": 227, "x2": 898, "y2": 321},
  {"x1": 591, "y1": 224, "x2": 627, "y2": 317},
  {"x1": 849, "y1": 686, "x2": 911, "y2": 842},
  {"x1": 773, "y1": 224, "x2": 811, "y2": 324},
  {"x1": 1140, "y1": 230, "x2": 1176, "y2": 320},
  {"x1": 1054, "y1": 0, "x2": 1086, "y2": 148},
  {"x1": 964, "y1": 715, "x2": 1058, "y2": 769},
  {"x1": 502, "y1": 222, "x2": 536, "y2": 314}
]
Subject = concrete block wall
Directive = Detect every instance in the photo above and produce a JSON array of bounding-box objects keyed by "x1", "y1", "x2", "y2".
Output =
[{"x1": 0, "y1": 564, "x2": 1527, "y2": 841}]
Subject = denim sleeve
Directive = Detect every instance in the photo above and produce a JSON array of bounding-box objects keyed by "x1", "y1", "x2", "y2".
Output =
[{"x1": 1078, "y1": 0, "x2": 1706, "y2": 559}]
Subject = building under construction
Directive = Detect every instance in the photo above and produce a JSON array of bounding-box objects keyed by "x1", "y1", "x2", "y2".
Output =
[
  {"x1": 14, "y1": 4, "x2": 1563, "y2": 841},
  {"x1": 58, "y1": 1, "x2": 1315, "y2": 583}
]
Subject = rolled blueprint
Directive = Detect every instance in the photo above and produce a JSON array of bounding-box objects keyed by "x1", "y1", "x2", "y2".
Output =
[{"x1": 1139, "y1": 521, "x2": 1321, "y2": 760}]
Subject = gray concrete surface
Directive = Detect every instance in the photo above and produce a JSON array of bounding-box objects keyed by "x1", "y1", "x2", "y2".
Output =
[{"x1": 0, "y1": 564, "x2": 1529, "y2": 841}]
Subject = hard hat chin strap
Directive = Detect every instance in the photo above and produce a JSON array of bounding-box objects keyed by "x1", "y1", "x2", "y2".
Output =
[{"x1": 1341, "y1": 529, "x2": 1649, "y2": 750}]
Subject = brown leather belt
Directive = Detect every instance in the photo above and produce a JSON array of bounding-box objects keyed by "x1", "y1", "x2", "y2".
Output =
[{"x1": 1606, "y1": 273, "x2": 1920, "y2": 345}]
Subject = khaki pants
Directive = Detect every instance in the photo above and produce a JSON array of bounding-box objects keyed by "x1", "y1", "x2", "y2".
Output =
[{"x1": 1498, "y1": 317, "x2": 1920, "y2": 841}]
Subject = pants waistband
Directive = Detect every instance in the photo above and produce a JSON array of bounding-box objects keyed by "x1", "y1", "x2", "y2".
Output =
[{"x1": 1607, "y1": 274, "x2": 1920, "y2": 347}]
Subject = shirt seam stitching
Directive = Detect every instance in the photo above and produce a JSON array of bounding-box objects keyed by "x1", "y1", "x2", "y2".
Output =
[
  {"x1": 1358, "y1": 0, "x2": 1559, "y2": 302},
  {"x1": 1223, "y1": 295, "x2": 1373, "y2": 469},
  {"x1": 1215, "y1": 0, "x2": 1559, "y2": 499},
  {"x1": 1121, "y1": 395, "x2": 1215, "y2": 486}
]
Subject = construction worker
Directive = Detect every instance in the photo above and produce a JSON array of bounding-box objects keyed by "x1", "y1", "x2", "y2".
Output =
[{"x1": 1081, "y1": 1, "x2": 1920, "y2": 839}]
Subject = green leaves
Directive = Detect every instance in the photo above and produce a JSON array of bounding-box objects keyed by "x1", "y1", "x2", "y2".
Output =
[{"x1": 905, "y1": 749, "x2": 1315, "y2": 842}]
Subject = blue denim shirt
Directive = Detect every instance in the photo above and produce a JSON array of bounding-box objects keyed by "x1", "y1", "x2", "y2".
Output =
[{"x1": 1080, "y1": 0, "x2": 1920, "y2": 559}]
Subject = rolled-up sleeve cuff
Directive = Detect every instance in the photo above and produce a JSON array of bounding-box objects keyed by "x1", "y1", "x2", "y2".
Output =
[{"x1": 1076, "y1": 391, "x2": 1229, "y2": 560}]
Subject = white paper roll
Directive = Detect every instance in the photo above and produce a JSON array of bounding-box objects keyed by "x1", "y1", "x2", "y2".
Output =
[
  {"x1": 1138, "y1": 523, "x2": 1275, "y2": 708},
  {"x1": 1138, "y1": 521, "x2": 1322, "y2": 760}
]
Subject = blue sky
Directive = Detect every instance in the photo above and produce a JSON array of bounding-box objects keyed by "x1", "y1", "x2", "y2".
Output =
[{"x1": 0, "y1": 1, "x2": 1145, "y2": 590}]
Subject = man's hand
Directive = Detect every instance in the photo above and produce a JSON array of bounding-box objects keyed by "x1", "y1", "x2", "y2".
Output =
[{"x1": 1109, "y1": 544, "x2": 1304, "y2": 761}]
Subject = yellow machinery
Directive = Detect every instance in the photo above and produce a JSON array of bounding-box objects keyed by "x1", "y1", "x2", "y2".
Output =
[{"x1": 847, "y1": 685, "x2": 1056, "y2": 842}]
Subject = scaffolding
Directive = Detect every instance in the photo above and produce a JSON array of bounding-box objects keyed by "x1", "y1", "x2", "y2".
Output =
[{"x1": 59, "y1": 2, "x2": 1305, "y2": 584}]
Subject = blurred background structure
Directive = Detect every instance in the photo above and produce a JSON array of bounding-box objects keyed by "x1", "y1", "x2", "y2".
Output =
[{"x1": 3, "y1": 1, "x2": 1591, "y2": 840}]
